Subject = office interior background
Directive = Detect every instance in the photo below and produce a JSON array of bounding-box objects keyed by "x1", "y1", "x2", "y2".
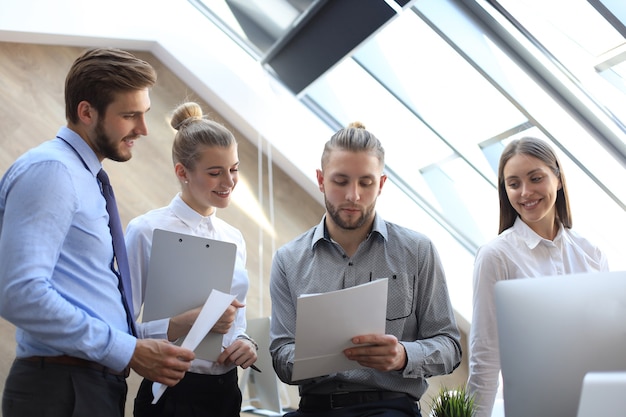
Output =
[{"x1": 0, "y1": 0, "x2": 625, "y2": 415}]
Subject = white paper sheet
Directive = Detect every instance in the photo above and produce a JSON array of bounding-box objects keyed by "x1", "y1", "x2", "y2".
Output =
[
  {"x1": 152, "y1": 289, "x2": 237, "y2": 404},
  {"x1": 292, "y1": 278, "x2": 388, "y2": 380}
]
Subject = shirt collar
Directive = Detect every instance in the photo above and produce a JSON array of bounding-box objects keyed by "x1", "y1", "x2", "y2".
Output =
[
  {"x1": 371, "y1": 213, "x2": 388, "y2": 241},
  {"x1": 169, "y1": 193, "x2": 215, "y2": 230},
  {"x1": 56, "y1": 126, "x2": 102, "y2": 177},
  {"x1": 311, "y1": 212, "x2": 387, "y2": 249},
  {"x1": 513, "y1": 216, "x2": 563, "y2": 249}
]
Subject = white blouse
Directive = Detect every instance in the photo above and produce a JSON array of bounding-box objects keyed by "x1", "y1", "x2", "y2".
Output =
[
  {"x1": 467, "y1": 217, "x2": 609, "y2": 417},
  {"x1": 125, "y1": 193, "x2": 249, "y2": 374}
]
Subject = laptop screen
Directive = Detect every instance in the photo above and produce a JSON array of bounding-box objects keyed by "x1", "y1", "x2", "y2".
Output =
[{"x1": 495, "y1": 270, "x2": 626, "y2": 417}]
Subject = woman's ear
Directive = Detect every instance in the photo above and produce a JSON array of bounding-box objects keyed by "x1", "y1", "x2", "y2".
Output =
[{"x1": 174, "y1": 162, "x2": 188, "y2": 184}]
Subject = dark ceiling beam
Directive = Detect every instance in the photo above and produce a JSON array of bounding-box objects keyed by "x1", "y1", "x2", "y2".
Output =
[{"x1": 262, "y1": 0, "x2": 398, "y2": 94}]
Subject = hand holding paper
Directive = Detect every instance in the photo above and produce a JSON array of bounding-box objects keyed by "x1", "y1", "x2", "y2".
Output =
[
  {"x1": 152, "y1": 289, "x2": 237, "y2": 404},
  {"x1": 292, "y1": 279, "x2": 388, "y2": 380},
  {"x1": 343, "y1": 333, "x2": 408, "y2": 372}
]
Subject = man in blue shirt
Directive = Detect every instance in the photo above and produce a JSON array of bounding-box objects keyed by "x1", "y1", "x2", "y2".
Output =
[
  {"x1": 0, "y1": 48, "x2": 195, "y2": 417},
  {"x1": 269, "y1": 122, "x2": 462, "y2": 416}
]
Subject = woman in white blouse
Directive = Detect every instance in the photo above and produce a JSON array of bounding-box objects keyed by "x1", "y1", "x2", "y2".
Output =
[
  {"x1": 126, "y1": 102, "x2": 257, "y2": 417},
  {"x1": 467, "y1": 136, "x2": 609, "y2": 417}
]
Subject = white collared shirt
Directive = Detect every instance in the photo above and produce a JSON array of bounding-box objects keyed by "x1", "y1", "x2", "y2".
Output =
[
  {"x1": 125, "y1": 193, "x2": 249, "y2": 374},
  {"x1": 468, "y1": 217, "x2": 609, "y2": 417}
]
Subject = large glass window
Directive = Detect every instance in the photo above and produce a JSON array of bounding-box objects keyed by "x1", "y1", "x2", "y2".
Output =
[
  {"x1": 496, "y1": 0, "x2": 626, "y2": 131},
  {"x1": 190, "y1": 0, "x2": 626, "y2": 321}
]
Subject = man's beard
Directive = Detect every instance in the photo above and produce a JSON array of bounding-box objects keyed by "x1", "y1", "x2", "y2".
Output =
[
  {"x1": 325, "y1": 198, "x2": 373, "y2": 230},
  {"x1": 93, "y1": 120, "x2": 130, "y2": 162}
]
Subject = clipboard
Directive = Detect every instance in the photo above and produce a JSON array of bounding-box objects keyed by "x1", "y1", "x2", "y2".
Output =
[{"x1": 142, "y1": 229, "x2": 237, "y2": 361}]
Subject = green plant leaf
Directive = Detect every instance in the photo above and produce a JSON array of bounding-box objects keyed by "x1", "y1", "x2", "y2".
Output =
[{"x1": 428, "y1": 384, "x2": 476, "y2": 417}]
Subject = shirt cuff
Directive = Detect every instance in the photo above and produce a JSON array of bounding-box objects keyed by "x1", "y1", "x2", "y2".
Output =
[{"x1": 135, "y1": 317, "x2": 170, "y2": 340}]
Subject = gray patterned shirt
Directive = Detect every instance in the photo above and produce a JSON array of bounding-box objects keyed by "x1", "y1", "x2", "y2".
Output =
[{"x1": 269, "y1": 213, "x2": 462, "y2": 400}]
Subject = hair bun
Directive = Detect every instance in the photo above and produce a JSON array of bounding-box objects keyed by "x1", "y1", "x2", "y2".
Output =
[
  {"x1": 171, "y1": 102, "x2": 204, "y2": 130},
  {"x1": 347, "y1": 121, "x2": 366, "y2": 130}
]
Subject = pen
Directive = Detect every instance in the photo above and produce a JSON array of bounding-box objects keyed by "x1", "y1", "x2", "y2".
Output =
[
  {"x1": 223, "y1": 346, "x2": 262, "y2": 372},
  {"x1": 249, "y1": 363, "x2": 262, "y2": 373}
]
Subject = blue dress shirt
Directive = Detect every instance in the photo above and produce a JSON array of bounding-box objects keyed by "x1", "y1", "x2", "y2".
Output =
[{"x1": 0, "y1": 127, "x2": 136, "y2": 372}]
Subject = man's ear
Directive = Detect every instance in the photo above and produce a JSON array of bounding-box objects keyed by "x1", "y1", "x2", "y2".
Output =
[
  {"x1": 378, "y1": 174, "x2": 387, "y2": 195},
  {"x1": 316, "y1": 169, "x2": 324, "y2": 193},
  {"x1": 76, "y1": 101, "x2": 96, "y2": 125}
]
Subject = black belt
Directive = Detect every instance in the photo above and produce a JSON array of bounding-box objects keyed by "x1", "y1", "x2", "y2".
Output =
[
  {"x1": 300, "y1": 391, "x2": 412, "y2": 411},
  {"x1": 19, "y1": 355, "x2": 130, "y2": 378}
]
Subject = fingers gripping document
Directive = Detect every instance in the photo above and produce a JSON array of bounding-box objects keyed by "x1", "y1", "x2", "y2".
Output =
[
  {"x1": 292, "y1": 279, "x2": 388, "y2": 381},
  {"x1": 152, "y1": 289, "x2": 236, "y2": 404}
]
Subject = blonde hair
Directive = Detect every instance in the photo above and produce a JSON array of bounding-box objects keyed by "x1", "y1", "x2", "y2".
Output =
[
  {"x1": 170, "y1": 102, "x2": 236, "y2": 169},
  {"x1": 321, "y1": 121, "x2": 385, "y2": 169}
]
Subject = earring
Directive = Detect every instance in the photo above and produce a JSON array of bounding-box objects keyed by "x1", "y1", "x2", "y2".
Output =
[{"x1": 184, "y1": 180, "x2": 189, "y2": 184}]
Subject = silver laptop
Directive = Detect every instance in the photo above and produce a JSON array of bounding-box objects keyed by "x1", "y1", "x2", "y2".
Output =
[
  {"x1": 495, "y1": 270, "x2": 626, "y2": 417},
  {"x1": 576, "y1": 371, "x2": 626, "y2": 417}
]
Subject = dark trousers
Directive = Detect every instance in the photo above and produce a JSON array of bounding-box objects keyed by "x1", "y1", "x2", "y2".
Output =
[
  {"x1": 2, "y1": 358, "x2": 127, "y2": 417},
  {"x1": 134, "y1": 368, "x2": 242, "y2": 417},
  {"x1": 285, "y1": 396, "x2": 422, "y2": 417}
]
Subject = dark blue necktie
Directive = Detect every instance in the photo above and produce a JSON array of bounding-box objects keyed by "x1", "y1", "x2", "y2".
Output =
[{"x1": 97, "y1": 169, "x2": 137, "y2": 336}]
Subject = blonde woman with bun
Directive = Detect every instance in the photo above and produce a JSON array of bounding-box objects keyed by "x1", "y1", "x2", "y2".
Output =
[{"x1": 126, "y1": 102, "x2": 257, "y2": 417}]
